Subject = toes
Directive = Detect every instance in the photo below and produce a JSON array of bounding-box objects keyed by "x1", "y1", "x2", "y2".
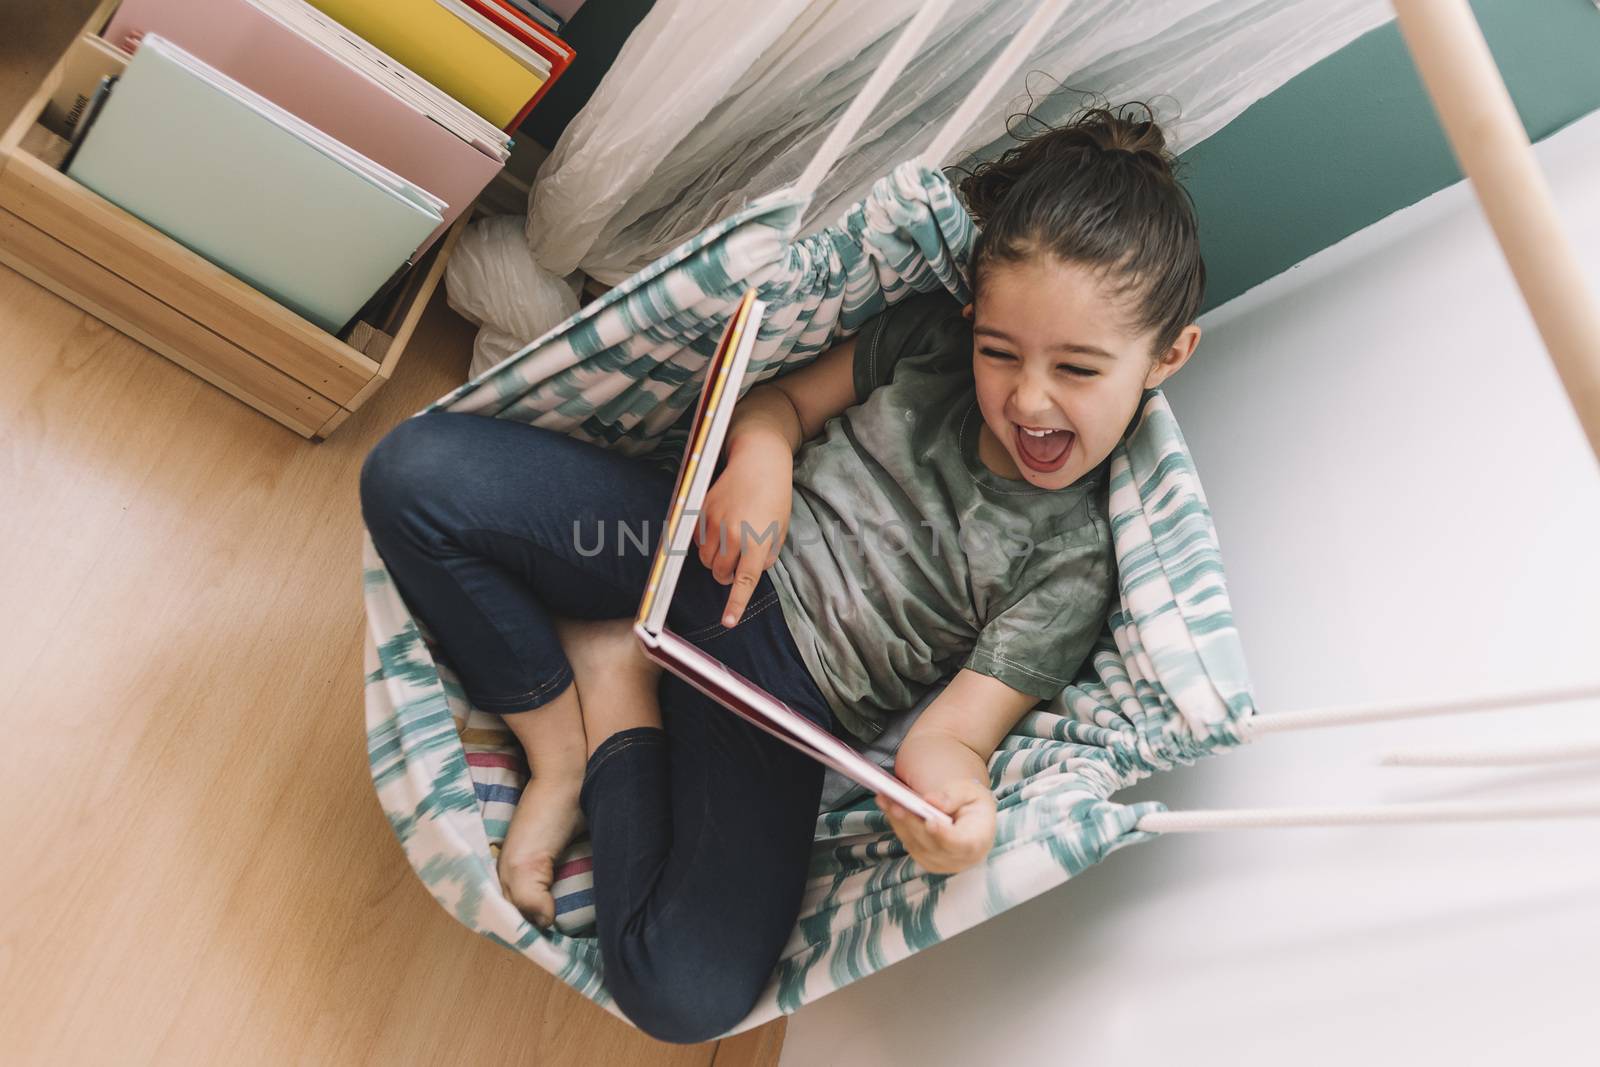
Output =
[
  {"x1": 514, "y1": 884, "x2": 557, "y2": 928},
  {"x1": 526, "y1": 892, "x2": 555, "y2": 929},
  {"x1": 499, "y1": 852, "x2": 560, "y2": 927}
]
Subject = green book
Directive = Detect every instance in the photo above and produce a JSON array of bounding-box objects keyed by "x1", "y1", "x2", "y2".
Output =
[{"x1": 64, "y1": 33, "x2": 445, "y2": 333}]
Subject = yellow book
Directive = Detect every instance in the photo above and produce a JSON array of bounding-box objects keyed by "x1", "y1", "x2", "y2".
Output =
[{"x1": 309, "y1": 0, "x2": 544, "y2": 128}]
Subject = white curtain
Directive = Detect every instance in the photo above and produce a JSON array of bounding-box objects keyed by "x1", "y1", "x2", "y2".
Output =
[
  {"x1": 446, "y1": 0, "x2": 1394, "y2": 376},
  {"x1": 529, "y1": 0, "x2": 1394, "y2": 284}
]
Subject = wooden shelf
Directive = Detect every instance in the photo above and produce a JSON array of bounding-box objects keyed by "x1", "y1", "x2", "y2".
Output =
[{"x1": 0, "y1": 0, "x2": 473, "y2": 439}]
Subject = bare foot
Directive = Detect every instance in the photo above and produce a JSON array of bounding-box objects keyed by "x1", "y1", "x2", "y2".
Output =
[
  {"x1": 497, "y1": 681, "x2": 586, "y2": 927},
  {"x1": 497, "y1": 772, "x2": 583, "y2": 928},
  {"x1": 495, "y1": 618, "x2": 661, "y2": 926}
]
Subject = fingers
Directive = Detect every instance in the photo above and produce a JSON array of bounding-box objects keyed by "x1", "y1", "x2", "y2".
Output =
[
  {"x1": 721, "y1": 556, "x2": 763, "y2": 627},
  {"x1": 693, "y1": 511, "x2": 735, "y2": 582},
  {"x1": 694, "y1": 509, "x2": 729, "y2": 574},
  {"x1": 875, "y1": 791, "x2": 993, "y2": 874},
  {"x1": 699, "y1": 511, "x2": 783, "y2": 625},
  {"x1": 876, "y1": 795, "x2": 943, "y2": 853}
]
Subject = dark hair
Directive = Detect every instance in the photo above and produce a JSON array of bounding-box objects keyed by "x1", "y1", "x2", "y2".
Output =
[{"x1": 949, "y1": 96, "x2": 1206, "y2": 360}]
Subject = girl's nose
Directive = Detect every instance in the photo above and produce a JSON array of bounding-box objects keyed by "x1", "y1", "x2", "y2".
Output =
[{"x1": 1012, "y1": 375, "x2": 1053, "y2": 420}]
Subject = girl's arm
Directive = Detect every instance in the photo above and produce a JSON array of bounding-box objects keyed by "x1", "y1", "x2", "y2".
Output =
[
  {"x1": 877, "y1": 669, "x2": 1039, "y2": 874},
  {"x1": 724, "y1": 334, "x2": 860, "y2": 453},
  {"x1": 699, "y1": 335, "x2": 861, "y2": 624}
]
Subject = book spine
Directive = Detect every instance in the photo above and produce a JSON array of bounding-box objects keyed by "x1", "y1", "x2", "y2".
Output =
[
  {"x1": 501, "y1": 0, "x2": 563, "y2": 33},
  {"x1": 60, "y1": 75, "x2": 118, "y2": 173}
]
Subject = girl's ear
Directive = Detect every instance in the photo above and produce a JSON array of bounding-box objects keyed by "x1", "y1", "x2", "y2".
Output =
[
  {"x1": 961, "y1": 302, "x2": 974, "y2": 321},
  {"x1": 1143, "y1": 324, "x2": 1201, "y2": 389}
]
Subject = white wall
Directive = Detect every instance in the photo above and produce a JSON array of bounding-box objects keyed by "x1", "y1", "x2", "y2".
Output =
[{"x1": 781, "y1": 108, "x2": 1600, "y2": 1066}]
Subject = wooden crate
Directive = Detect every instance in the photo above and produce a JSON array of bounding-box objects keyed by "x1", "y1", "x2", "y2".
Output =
[{"x1": 0, "y1": 0, "x2": 473, "y2": 440}]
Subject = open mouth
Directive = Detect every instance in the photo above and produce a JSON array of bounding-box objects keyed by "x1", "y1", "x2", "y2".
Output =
[{"x1": 1013, "y1": 424, "x2": 1074, "y2": 473}]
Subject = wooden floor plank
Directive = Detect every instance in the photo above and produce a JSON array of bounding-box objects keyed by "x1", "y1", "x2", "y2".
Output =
[
  {"x1": 1, "y1": 11, "x2": 784, "y2": 1059},
  {"x1": 0, "y1": 263, "x2": 720, "y2": 1067},
  {"x1": 0, "y1": 266, "x2": 204, "y2": 683}
]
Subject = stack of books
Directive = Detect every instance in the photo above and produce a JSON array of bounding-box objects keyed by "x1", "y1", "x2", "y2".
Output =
[
  {"x1": 305, "y1": 0, "x2": 574, "y2": 131},
  {"x1": 57, "y1": 0, "x2": 573, "y2": 336}
]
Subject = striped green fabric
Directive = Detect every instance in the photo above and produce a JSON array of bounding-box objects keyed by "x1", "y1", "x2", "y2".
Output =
[{"x1": 361, "y1": 160, "x2": 1256, "y2": 1035}]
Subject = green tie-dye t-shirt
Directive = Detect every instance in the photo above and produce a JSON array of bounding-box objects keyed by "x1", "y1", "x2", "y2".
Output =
[{"x1": 768, "y1": 290, "x2": 1118, "y2": 743}]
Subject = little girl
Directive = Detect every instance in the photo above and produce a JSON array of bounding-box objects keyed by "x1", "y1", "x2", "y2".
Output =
[{"x1": 360, "y1": 100, "x2": 1205, "y2": 1044}]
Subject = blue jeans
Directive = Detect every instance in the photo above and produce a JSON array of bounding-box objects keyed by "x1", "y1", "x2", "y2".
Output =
[{"x1": 359, "y1": 411, "x2": 838, "y2": 1044}]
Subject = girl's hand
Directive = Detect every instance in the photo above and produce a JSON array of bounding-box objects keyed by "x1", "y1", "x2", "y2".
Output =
[
  {"x1": 695, "y1": 436, "x2": 792, "y2": 626},
  {"x1": 876, "y1": 778, "x2": 997, "y2": 875}
]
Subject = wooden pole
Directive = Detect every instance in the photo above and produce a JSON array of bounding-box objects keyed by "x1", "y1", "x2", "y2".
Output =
[{"x1": 1391, "y1": 0, "x2": 1600, "y2": 466}]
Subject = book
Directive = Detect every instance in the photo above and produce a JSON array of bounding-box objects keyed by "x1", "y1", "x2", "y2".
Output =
[
  {"x1": 533, "y1": 0, "x2": 585, "y2": 22},
  {"x1": 64, "y1": 33, "x2": 445, "y2": 334},
  {"x1": 501, "y1": 0, "x2": 562, "y2": 34},
  {"x1": 59, "y1": 75, "x2": 118, "y2": 173},
  {"x1": 306, "y1": 0, "x2": 548, "y2": 129},
  {"x1": 432, "y1": 0, "x2": 551, "y2": 83},
  {"x1": 458, "y1": 0, "x2": 575, "y2": 129},
  {"x1": 632, "y1": 291, "x2": 953, "y2": 827},
  {"x1": 44, "y1": 33, "x2": 129, "y2": 139},
  {"x1": 102, "y1": 0, "x2": 509, "y2": 259}
]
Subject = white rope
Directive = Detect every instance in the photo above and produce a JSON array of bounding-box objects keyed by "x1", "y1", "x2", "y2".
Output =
[
  {"x1": 1243, "y1": 681, "x2": 1600, "y2": 737},
  {"x1": 1137, "y1": 797, "x2": 1600, "y2": 833},
  {"x1": 917, "y1": 0, "x2": 1076, "y2": 169},
  {"x1": 1380, "y1": 741, "x2": 1600, "y2": 767},
  {"x1": 792, "y1": 0, "x2": 958, "y2": 200}
]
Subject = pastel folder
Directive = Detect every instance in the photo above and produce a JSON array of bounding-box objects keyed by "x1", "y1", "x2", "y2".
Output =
[
  {"x1": 306, "y1": 0, "x2": 546, "y2": 129},
  {"x1": 103, "y1": 0, "x2": 507, "y2": 258},
  {"x1": 65, "y1": 33, "x2": 445, "y2": 334}
]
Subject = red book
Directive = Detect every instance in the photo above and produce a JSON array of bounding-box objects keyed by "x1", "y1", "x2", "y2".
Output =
[{"x1": 462, "y1": 0, "x2": 575, "y2": 132}]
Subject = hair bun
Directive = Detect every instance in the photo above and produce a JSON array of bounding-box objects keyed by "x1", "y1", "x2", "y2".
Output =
[
  {"x1": 1094, "y1": 106, "x2": 1174, "y2": 174},
  {"x1": 946, "y1": 90, "x2": 1204, "y2": 362},
  {"x1": 954, "y1": 101, "x2": 1174, "y2": 227}
]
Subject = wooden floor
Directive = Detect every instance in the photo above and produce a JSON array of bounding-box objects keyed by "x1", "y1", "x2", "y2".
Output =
[{"x1": 0, "y1": 6, "x2": 782, "y2": 1064}]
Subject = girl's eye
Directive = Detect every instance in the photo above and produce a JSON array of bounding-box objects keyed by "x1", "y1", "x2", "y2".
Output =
[{"x1": 978, "y1": 347, "x2": 1096, "y2": 377}]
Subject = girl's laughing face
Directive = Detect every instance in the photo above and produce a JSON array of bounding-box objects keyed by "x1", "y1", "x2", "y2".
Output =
[{"x1": 967, "y1": 255, "x2": 1200, "y2": 489}]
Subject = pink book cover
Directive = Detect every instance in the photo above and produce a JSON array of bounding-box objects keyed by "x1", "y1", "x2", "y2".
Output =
[
  {"x1": 630, "y1": 292, "x2": 953, "y2": 828},
  {"x1": 103, "y1": 0, "x2": 503, "y2": 258}
]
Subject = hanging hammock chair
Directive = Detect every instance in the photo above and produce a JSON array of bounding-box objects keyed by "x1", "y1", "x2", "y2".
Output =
[
  {"x1": 362, "y1": 0, "x2": 1600, "y2": 1041},
  {"x1": 359, "y1": 147, "x2": 1254, "y2": 1020}
]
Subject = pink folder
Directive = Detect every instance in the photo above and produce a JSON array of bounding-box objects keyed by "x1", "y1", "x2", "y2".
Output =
[{"x1": 104, "y1": 0, "x2": 506, "y2": 258}]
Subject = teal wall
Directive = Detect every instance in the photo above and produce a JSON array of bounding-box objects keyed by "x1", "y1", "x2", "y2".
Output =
[{"x1": 1182, "y1": 0, "x2": 1600, "y2": 313}]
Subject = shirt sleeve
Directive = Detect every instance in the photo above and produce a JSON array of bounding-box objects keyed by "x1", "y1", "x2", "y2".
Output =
[
  {"x1": 964, "y1": 533, "x2": 1117, "y2": 701},
  {"x1": 851, "y1": 289, "x2": 970, "y2": 403}
]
